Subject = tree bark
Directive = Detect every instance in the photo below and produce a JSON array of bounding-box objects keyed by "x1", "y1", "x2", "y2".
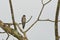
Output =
[
  {"x1": 0, "y1": 20, "x2": 23, "y2": 40},
  {"x1": 55, "y1": 0, "x2": 60, "y2": 40},
  {"x1": 9, "y1": 0, "x2": 17, "y2": 30}
]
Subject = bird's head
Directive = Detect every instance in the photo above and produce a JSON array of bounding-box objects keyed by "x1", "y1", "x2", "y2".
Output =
[{"x1": 23, "y1": 15, "x2": 26, "y2": 17}]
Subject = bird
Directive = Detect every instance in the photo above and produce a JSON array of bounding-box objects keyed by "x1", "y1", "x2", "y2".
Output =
[{"x1": 21, "y1": 15, "x2": 26, "y2": 29}]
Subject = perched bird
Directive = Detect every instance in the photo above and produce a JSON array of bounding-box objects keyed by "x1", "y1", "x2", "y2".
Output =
[{"x1": 21, "y1": 15, "x2": 26, "y2": 29}]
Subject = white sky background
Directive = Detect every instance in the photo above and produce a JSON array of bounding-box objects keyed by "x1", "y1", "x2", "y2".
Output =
[{"x1": 0, "y1": 0, "x2": 60, "y2": 40}]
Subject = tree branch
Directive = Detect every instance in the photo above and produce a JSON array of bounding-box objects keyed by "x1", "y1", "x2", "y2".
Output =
[
  {"x1": 37, "y1": 4, "x2": 44, "y2": 20},
  {"x1": 44, "y1": 0, "x2": 51, "y2": 5},
  {"x1": 38, "y1": 0, "x2": 51, "y2": 20},
  {"x1": 0, "y1": 20, "x2": 23, "y2": 40},
  {"x1": 25, "y1": 0, "x2": 51, "y2": 33},
  {"x1": 25, "y1": 20, "x2": 38, "y2": 32},
  {"x1": 9, "y1": 0, "x2": 17, "y2": 30},
  {"x1": 55, "y1": 0, "x2": 60, "y2": 40},
  {"x1": 6, "y1": 33, "x2": 10, "y2": 40},
  {"x1": 26, "y1": 16, "x2": 32, "y2": 23},
  {"x1": 0, "y1": 32, "x2": 6, "y2": 33},
  {"x1": 38, "y1": 19, "x2": 60, "y2": 22}
]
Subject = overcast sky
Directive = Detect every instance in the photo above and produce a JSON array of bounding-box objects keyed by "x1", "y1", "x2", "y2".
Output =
[{"x1": 0, "y1": 0, "x2": 60, "y2": 40}]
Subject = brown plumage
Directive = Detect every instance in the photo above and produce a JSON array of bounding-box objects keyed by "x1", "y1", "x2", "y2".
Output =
[{"x1": 21, "y1": 15, "x2": 26, "y2": 29}]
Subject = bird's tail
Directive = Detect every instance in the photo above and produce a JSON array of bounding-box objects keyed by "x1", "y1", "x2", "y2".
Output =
[{"x1": 23, "y1": 24, "x2": 25, "y2": 29}]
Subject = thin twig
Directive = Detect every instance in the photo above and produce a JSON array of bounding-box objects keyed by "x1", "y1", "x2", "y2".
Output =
[
  {"x1": 38, "y1": 4, "x2": 44, "y2": 20},
  {"x1": 44, "y1": 0, "x2": 51, "y2": 5},
  {"x1": 38, "y1": 19, "x2": 60, "y2": 22},
  {"x1": 38, "y1": 0, "x2": 51, "y2": 20},
  {"x1": 25, "y1": 20, "x2": 38, "y2": 32},
  {"x1": 26, "y1": 16, "x2": 32, "y2": 23},
  {"x1": 25, "y1": 0, "x2": 51, "y2": 33},
  {"x1": 6, "y1": 33, "x2": 10, "y2": 40},
  {"x1": 0, "y1": 32, "x2": 6, "y2": 33}
]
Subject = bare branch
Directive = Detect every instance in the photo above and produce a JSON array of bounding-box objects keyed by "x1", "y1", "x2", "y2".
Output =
[
  {"x1": 54, "y1": 0, "x2": 60, "y2": 40},
  {"x1": 0, "y1": 27, "x2": 10, "y2": 40},
  {"x1": 25, "y1": 20, "x2": 38, "y2": 32},
  {"x1": 38, "y1": 19, "x2": 60, "y2": 22},
  {"x1": 37, "y1": 5, "x2": 44, "y2": 20},
  {"x1": 9, "y1": 0, "x2": 17, "y2": 30},
  {"x1": 44, "y1": 0, "x2": 51, "y2": 5},
  {"x1": 0, "y1": 20, "x2": 23, "y2": 40},
  {"x1": 38, "y1": 0, "x2": 51, "y2": 20},
  {"x1": 0, "y1": 30, "x2": 6, "y2": 33},
  {"x1": 6, "y1": 33, "x2": 10, "y2": 40},
  {"x1": 26, "y1": 16, "x2": 32, "y2": 23},
  {"x1": 25, "y1": 0, "x2": 52, "y2": 33}
]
